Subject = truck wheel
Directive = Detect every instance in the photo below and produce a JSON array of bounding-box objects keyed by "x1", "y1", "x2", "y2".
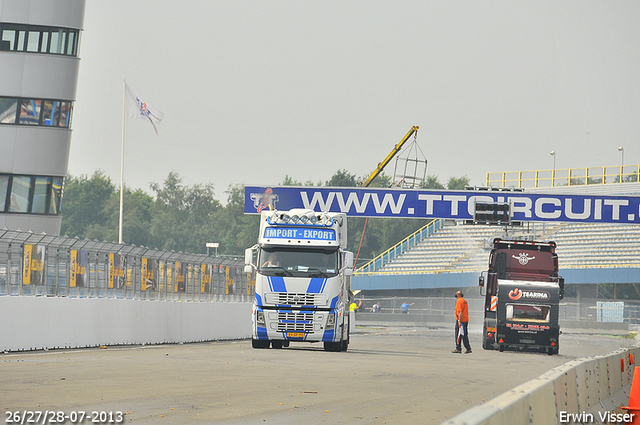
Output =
[
  {"x1": 482, "y1": 325, "x2": 488, "y2": 350},
  {"x1": 324, "y1": 341, "x2": 342, "y2": 352},
  {"x1": 252, "y1": 339, "x2": 269, "y2": 349},
  {"x1": 498, "y1": 345, "x2": 504, "y2": 352},
  {"x1": 340, "y1": 336, "x2": 349, "y2": 352},
  {"x1": 340, "y1": 329, "x2": 350, "y2": 352}
]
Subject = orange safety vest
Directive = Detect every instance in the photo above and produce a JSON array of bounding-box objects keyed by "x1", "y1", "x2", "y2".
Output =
[{"x1": 455, "y1": 297, "x2": 469, "y2": 323}]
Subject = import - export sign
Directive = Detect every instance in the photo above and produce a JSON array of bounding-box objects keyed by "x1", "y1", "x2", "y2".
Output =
[{"x1": 244, "y1": 186, "x2": 640, "y2": 224}]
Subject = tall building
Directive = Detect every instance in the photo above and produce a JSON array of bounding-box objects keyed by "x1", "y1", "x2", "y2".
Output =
[{"x1": 0, "y1": 0, "x2": 85, "y2": 235}]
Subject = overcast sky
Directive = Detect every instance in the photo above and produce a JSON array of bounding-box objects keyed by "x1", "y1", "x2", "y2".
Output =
[{"x1": 69, "y1": 1, "x2": 640, "y2": 200}]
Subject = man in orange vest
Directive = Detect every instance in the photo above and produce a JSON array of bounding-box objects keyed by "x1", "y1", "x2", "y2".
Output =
[{"x1": 452, "y1": 290, "x2": 472, "y2": 354}]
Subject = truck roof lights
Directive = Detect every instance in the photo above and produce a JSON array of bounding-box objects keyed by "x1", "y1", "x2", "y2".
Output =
[
  {"x1": 279, "y1": 214, "x2": 291, "y2": 223},
  {"x1": 267, "y1": 210, "x2": 333, "y2": 227}
]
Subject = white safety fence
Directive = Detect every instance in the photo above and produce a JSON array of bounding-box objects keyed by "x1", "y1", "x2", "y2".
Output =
[{"x1": 0, "y1": 296, "x2": 252, "y2": 352}]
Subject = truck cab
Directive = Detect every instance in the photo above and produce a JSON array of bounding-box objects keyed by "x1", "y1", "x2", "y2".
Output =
[
  {"x1": 479, "y1": 238, "x2": 564, "y2": 355},
  {"x1": 245, "y1": 209, "x2": 354, "y2": 351}
]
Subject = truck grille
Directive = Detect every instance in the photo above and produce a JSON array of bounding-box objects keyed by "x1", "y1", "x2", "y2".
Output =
[
  {"x1": 276, "y1": 312, "x2": 315, "y2": 333},
  {"x1": 266, "y1": 292, "x2": 327, "y2": 306},
  {"x1": 277, "y1": 322, "x2": 314, "y2": 332},
  {"x1": 278, "y1": 312, "x2": 314, "y2": 322}
]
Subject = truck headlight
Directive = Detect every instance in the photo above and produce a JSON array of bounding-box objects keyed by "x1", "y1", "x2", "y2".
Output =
[
  {"x1": 326, "y1": 314, "x2": 336, "y2": 329},
  {"x1": 256, "y1": 311, "x2": 265, "y2": 326}
]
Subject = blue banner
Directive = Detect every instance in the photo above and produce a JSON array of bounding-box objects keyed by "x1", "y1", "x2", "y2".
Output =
[{"x1": 245, "y1": 186, "x2": 640, "y2": 224}]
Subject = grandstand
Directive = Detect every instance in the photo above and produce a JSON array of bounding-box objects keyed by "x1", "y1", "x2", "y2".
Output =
[
  {"x1": 364, "y1": 220, "x2": 640, "y2": 275},
  {"x1": 373, "y1": 222, "x2": 499, "y2": 274},
  {"x1": 552, "y1": 223, "x2": 640, "y2": 268},
  {"x1": 356, "y1": 178, "x2": 640, "y2": 281}
]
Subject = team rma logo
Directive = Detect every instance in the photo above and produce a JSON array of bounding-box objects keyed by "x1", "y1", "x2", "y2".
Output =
[
  {"x1": 250, "y1": 188, "x2": 280, "y2": 212},
  {"x1": 508, "y1": 288, "x2": 551, "y2": 301},
  {"x1": 512, "y1": 253, "x2": 535, "y2": 265}
]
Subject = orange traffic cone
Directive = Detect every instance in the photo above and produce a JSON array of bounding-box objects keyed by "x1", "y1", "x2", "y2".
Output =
[{"x1": 622, "y1": 366, "x2": 640, "y2": 424}]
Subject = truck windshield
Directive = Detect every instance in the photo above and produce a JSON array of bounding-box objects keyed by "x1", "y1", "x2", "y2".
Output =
[
  {"x1": 259, "y1": 247, "x2": 339, "y2": 277},
  {"x1": 506, "y1": 304, "x2": 550, "y2": 323}
]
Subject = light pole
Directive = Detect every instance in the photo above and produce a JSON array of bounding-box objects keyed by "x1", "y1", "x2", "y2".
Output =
[
  {"x1": 618, "y1": 146, "x2": 624, "y2": 182},
  {"x1": 550, "y1": 151, "x2": 556, "y2": 186}
]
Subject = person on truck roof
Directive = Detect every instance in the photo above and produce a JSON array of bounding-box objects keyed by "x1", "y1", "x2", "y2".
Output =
[{"x1": 452, "y1": 291, "x2": 472, "y2": 354}]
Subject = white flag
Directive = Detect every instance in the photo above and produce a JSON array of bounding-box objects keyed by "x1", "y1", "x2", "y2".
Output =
[{"x1": 125, "y1": 83, "x2": 164, "y2": 135}]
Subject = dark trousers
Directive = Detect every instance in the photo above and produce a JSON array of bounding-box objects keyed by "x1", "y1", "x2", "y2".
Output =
[{"x1": 455, "y1": 321, "x2": 471, "y2": 351}]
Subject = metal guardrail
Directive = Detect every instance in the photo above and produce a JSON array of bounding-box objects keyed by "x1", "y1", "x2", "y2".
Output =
[
  {"x1": 0, "y1": 228, "x2": 250, "y2": 301},
  {"x1": 487, "y1": 164, "x2": 640, "y2": 188},
  {"x1": 354, "y1": 296, "x2": 640, "y2": 325},
  {"x1": 354, "y1": 263, "x2": 640, "y2": 277},
  {"x1": 356, "y1": 219, "x2": 442, "y2": 273}
]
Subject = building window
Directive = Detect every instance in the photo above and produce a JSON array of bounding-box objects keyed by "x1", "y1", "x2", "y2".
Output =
[
  {"x1": 0, "y1": 96, "x2": 73, "y2": 128},
  {"x1": 8, "y1": 175, "x2": 31, "y2": 213},
  {"x1": 0, "y1": 23, "x2": 79, "y2": 57},
  {"x1": 0, "y1": 174, "x2": 64, "y2": 216},
  {"x1": 32, "y1": 176, "x2": 51, "y2": 214},
  {"x1": 59, "y1": 101, "x2": 72, "y2": 127},
  {"x1": 49, "y1": 177, "x2": 63, "y2": 215},
  {"x1": 0, "y1": 98, "x2": 18, "y2": 124},
  {"x1": 20, "y1": 99, "x2": 41, "y2": 125},
  {"x1": 0, "y1": 175, "x2": 8, "y2": 211}
]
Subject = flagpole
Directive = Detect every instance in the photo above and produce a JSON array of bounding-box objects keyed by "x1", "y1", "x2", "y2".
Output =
[{"x1": 119, "y1": 78, "x2": 126, "y2": 244}]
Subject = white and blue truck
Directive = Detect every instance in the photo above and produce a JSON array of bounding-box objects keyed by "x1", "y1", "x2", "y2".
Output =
[{"x1": 244, "y1": 209, "x2": 354, "y2": 351}]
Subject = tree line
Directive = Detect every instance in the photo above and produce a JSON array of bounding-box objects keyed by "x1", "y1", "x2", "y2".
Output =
[{"x1": 60, "y1": 170, "x2": 469, "y2": 264}]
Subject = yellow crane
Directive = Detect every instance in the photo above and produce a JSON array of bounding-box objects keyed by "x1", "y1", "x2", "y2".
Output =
[
  {"x1": 360, "y1": 126, "x2": 419, "y2": 188},
  {"x1": 354, "y1": 126, "x2": 419, "y2": 268}
]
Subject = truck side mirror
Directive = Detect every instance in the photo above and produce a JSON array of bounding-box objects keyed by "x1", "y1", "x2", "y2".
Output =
[
  {"x1": 244, "y1": 247, "x2": 256, "y2": 273},
  {"x1": 343, "y1": 251, "x2": 354, "y2": 270},
  {"x1": 479, "y1": 275, "x2": 485, "y2": 287},
  {"x1": 558, "y1": 277, "x2": 565, "y2": 300}
]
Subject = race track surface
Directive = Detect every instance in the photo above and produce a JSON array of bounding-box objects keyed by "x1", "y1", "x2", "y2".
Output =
[{"x1": 1, "y1": 326, "x2": 636, "y2": 424}]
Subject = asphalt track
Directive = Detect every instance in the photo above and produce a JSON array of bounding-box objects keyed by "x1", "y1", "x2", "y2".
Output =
[{"x1": 1, "y1": 325, "x2": 636, "y2": 425}]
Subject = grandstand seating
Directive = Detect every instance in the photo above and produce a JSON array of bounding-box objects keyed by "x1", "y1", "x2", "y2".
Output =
[
  {"x1": 374, "y1": 221, "x2": 640, "y2": 274},
  {"x1": 552, "y1": 223, "x2": 640, "y2": 268}
]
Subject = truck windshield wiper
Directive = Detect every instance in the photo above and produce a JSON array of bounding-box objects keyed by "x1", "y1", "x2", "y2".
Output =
[
  {"x1": 305, "y1": 267, "x2": 329, "y2": 278},
  {"x1": 266, "y1": 266, "x2": 293, "y2": 276}
]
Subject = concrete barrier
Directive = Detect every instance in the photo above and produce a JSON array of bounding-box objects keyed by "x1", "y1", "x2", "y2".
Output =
[
  {"x1": 441, "y1": 346, "x2": 640, "y2": 425},
  {"x1": 0, "y1": 296, "x2": 252, "y2": 352}
]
